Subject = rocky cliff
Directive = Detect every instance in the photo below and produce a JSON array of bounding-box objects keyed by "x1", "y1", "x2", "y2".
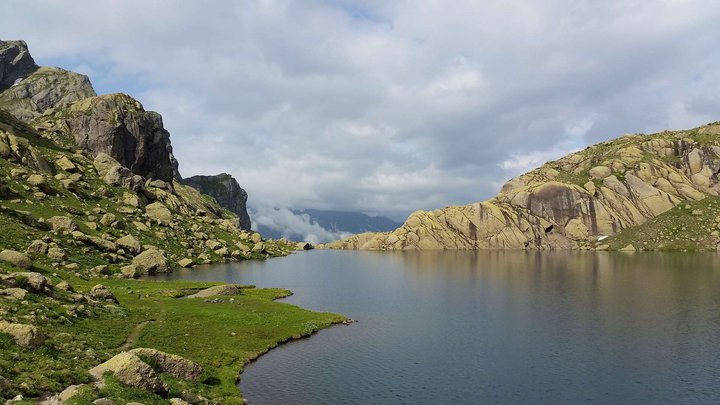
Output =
[
  {"x1": 182, "y1": 173, "x2": 252, "y2": 230},
  {"x1": 0, "y1": 40, "x2": 38, "y2": 91},
  {"x1": 325, "y1": 123, "x2": 720, "y2": 251}
]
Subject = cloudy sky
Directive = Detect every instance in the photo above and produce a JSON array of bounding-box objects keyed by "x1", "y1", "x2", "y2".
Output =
[{"x1": 3, "y1": 0, "x2": 720, "y2": 221}]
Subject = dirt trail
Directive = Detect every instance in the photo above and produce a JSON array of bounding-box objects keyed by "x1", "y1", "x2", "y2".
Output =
[{"x1": 121, "y1": 320, "x2": 155, "y2": 351}]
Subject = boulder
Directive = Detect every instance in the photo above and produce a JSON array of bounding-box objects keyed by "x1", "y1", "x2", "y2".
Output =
[
  {"x1": 26, "y1": 240, "x2": 49, "y2": 254},
  {"x1": 132, "y1": 249, "x2": 170, "y2": 274},
  {"x1": 120, "y1": 264, "x2": 140, "y2": 279},
  {"x1": 0, "y1": 249, "x2": 32, "y2": 269},
  {"x1": 0, "y1": 321, "x2": 45, "y2": 348},
  {"x1": 89, "y1": 352, "x2": 168, "y2": 395},
  {"x1": 117, "y1": 235, "x2": 142, "y2": 254},
  {"x1": 177, "y1": 258, "x2": 193, "y2": 268},
  {"x1": 93, "y1": 153, "x2": 145, "y2": 191},
  {"x1": 47, "y1": 216, "x2": 76, "y2": 232},
  {"x1": 99, "y1": 213, "x2": 116, "y2": 227},
  {"x1": 47, "y1": 247, "x2": 67, "y2": 261},
  {"x1": 188, "y1": 284, "x2": 240, "y2": 298},
  {"x1": 56, "y1": 156, "x2": 78, "y2": 172},
  {"x1": 129, "y1": 348, "x2": 203, "y2": 381},
  {"x1": 0, "y1": 288, "x2": 27, "y2": 300},
  {"x1": 145, "y1": 202, "x2": 173, "y2": 225},
  {"x1": 90, "y1": 284, "x2": 118, "y2": 303},
  {"x1": 12, "y1": 272, "x2": 50, "y2": 292}
]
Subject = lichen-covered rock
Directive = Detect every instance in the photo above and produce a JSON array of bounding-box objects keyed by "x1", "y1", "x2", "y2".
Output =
[
  {"x1": 89, "y1": 352, "x2": 168, "y2": 395},
  {"x1": 26, "y1": 240, "x2": 48, "y2": 254},
  {"x1": 0, "y1": 321, "x2": 45, "y2": 348},
  {"x1": 132, "y1": 249, "x2": 170, "y2": 274},
  {"x1": 47, "y1": 247, "x2": 67, "y2": 261},
  {"x1": 0, "y1": 249, "x2": 32, "y2": 269},
  {"x1": 128, "y1": 348, "x2": 203, "y2": 382},
  {"x1": 93, "y1": 153, "x2": 145, "y2": 191},
  {"x1": 177, "y1": 258, "x2": 193, "y2": 268}
]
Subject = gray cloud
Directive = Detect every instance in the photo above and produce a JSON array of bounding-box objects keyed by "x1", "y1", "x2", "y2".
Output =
[{"x1": 3, "y1": 0, "x2": 720, "y2": 219}]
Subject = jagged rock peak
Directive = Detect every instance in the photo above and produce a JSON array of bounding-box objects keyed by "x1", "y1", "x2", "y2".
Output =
[
  {"x1": 37, "y1": 93, "x2": 181, "y2": 182},
  {"x1": 182, "y1": 173, "x2": 251, "y2": 230},
  {"x1": 0, "y1": 40, "x2": 39, "y2": 91}
]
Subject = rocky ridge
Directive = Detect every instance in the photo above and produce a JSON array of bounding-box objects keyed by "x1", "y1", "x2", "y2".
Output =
[
  {"x1": 325, "y1": 123, "x2": 720, "y2": 251},
  {"x1": 182, "y1": 174, "x2": 251, "y2": 230},
  {"x1": 0, "y1": 39, "x2": 307, "y2": 403}
]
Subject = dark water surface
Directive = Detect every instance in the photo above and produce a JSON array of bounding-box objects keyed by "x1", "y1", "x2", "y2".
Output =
[{"x1": 158, "y1": 250, "x2": 720, "y2": 404}]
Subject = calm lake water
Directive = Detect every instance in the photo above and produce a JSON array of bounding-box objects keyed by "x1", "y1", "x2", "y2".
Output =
[{"x1": 159, "y1": 250, "x2": 720, "y2": 404}]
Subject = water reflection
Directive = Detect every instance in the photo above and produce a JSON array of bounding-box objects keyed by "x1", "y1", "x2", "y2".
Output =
[{"x1": 156, "y1": 251, "x2": 720, "y2": 404}]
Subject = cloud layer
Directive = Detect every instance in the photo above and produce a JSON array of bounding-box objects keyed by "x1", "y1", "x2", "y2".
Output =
[{"x1": 3, "y1": 0, "x2": 720, "y2": 218}]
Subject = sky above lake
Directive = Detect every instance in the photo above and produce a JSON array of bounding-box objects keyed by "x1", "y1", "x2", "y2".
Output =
[{"x1": 3, "y1": 0, "x2": 720, "y2": 220}]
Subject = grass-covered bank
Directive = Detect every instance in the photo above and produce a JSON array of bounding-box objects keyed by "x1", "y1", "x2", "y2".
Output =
[{"x1": 1, "y1": 270, "x2": 345, "y2": 404}]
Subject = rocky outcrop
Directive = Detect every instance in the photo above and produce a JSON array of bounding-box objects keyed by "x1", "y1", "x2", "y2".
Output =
[
  {"x1": 182, "y1": 173, "x2": 251, "y2": 230},
  {"x1": 128, "y1": 348, "x2": 203, "y2": 382},
  {"x1": 37, "y1": 93, "x2": 180, "y2": 182},
  {"x1": 0, "y1": 67, "x2": 96, "y2": 122},
  {"x1": 0, "y1": 40, "x2": 38, "y2": 92},
  {"x1": 326, "y1": 123, "x2": 720, "y2": 250}
]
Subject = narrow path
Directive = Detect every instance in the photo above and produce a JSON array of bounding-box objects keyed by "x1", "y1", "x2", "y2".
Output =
[{"x1": 121, "y1": 320, "x2": 155, "y2": 351}]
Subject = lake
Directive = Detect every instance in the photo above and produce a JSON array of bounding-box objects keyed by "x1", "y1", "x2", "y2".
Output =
[{"x1": 158, "y1": 250, "x2": 720, "y2": 404}]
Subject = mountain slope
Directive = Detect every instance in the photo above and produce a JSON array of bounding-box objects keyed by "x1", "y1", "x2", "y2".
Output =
[
  {"x1": 182, "y1": 174, "x2": 252, "y2": 230},
  {"x1": 325, "y1": 123, "x2": 720, "y2": 251}
]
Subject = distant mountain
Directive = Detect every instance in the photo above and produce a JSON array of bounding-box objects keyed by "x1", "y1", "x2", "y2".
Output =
[
  {"x1": 255, "y1": 209, "x2": 402, "y2": 242},
  {"x1": 294, "y1": 209, "x2": 402, "y2": 234}
]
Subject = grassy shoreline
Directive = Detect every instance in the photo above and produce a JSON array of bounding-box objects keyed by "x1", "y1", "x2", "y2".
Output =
[{"x1": 1, "y1": 269, "x2": 346, "y2": 404}]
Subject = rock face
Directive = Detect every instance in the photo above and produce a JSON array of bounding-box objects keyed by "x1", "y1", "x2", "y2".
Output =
[
  {"x1": 0, "y1": 67, "x2": 96, "y2": 122},
  {"x1": 182, "y1": 173, "x2": 251, "y2": 230},
  {"x1": 0, "y1": 40, "x2": 38, "y2": 92},
  {"x1": 326, "y1": 123, "x2": 720, "y2": 250},
  {"x1": 39, "y1": 93, "x2": 180, "y2": 182}
]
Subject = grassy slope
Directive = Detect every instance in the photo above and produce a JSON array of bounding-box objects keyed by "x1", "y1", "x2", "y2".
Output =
[{"x1": 0, "y1": 108, "x2": 344, "y2": 403}]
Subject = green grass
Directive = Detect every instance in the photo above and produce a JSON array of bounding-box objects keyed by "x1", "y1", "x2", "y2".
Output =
[
  {"x1": 1, "y1": 274, "x2": 345, "y2": 403},
  {"x1": 607, "y1": 196, "x2": 720, "y2": 251}
]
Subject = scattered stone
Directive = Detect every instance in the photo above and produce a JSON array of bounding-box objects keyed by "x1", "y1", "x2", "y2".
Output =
[
  {"x1": 89, "y1": 352, "x2": 168, "y2": 395},
  {"x1": 296, "y1": 242, "x2": 314, "y2": 251},
  {"x1": 619, "y1": 244, "x2": 636, "y2": 252},
  {"x1": 0, "y1": 321, "x2": 45, "y2": 348},
  {"x1": 188, "y1": 284, "x2": 240, "y2": 298},
  {"x1": 205, "y1": 239, "x2": 223, "y2": 250},
  {"x1": 56, "y1": 280, "x2": 74, "y2": 292},
  {"x1": 0, "y1": 249, "x2": 33, "y2": 269},
  {"x1": 91, "y1": 398, "x2": 116, "y2": 405}
]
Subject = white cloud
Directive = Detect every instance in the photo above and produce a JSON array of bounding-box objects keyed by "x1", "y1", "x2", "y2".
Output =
[
  {"x1": 2, "y1": 0, "x2": 720, "y2": 219},
  {"x1": 250, "y1": 206, "x2": 352, "y2": 244}
]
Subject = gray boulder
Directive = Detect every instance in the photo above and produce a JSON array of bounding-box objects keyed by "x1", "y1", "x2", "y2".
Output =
[{"x1": 0, "y1": 249, "x2": 32, "y2": 269}]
